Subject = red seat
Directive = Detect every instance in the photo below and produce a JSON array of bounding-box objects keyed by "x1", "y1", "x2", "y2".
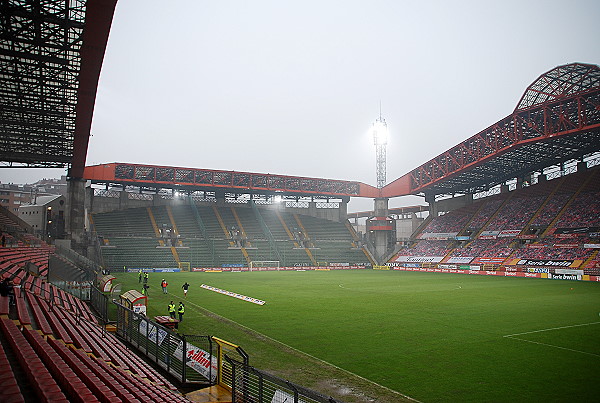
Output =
[
  {"x1": 15, "y1": 295, "x2": 30, "y2": 325},
  {"x1": 23, "y1": 328, "x2": 99, "y2": 403},
  {"x1": 0, "y1": 296, "x2": 9, "y2": 315},
  {"x1": 0, "y1": 318, "x2": 69, "y2": 402}
]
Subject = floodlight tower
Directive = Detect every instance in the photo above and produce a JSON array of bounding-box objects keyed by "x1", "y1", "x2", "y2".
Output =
[
  {"x1": 367, "y1": 109, "x2": 394, "y2": 265},
  {"x1": 372, "y1": 113, "x2": 388, "y2": 189}
]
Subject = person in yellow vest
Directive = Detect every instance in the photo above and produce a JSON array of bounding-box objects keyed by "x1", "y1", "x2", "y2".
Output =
[
  {"x1": 142, "y1": 283, "x2": 149, "y2": 296},
  {"x1": 168, "y1": 301, "x2": 176, "y2": 319},
  {"x1": 138, "y1": 269, "x2": 142, "y2": 283},
  {"x1": 178, "y1": 302, "x2": 185, "y2": 322}
]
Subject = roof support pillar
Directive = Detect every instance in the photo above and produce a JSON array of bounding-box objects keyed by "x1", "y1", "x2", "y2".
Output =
[
  {"x1": 425, "y1": 192, "x2": 438, "y2": 218},
  {"x1": 66, "y1": 177, "x2": 87, "y2": 252},
  {"x1": 370, "y1": 198, "x2": 391, "y2": 264}
]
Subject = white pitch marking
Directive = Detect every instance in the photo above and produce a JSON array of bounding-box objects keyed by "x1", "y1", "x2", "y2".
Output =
[
  {"x1": 503, "y1": 321, "x2": 600, "y2": 338},
  {"x1": 504, "y1": 336, "x2": 600, "y2": 358}
]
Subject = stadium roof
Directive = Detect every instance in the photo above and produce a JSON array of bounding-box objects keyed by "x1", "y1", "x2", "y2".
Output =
[
  {"x1": 84, "y1": 162, "x2": 380, "y2": 199},
  {"x1": 1, "y1": 8, "x2": 597, "y2": 205},
  {"x1": 382, "y1": 62, "x2": 600, "y2": 199},
  {"x1": 515, "y1": 63, "x2": 600, "y2": 111},
  {"x1": 0, "y1": 0, "x2": 117, "y2": 178},
  {"x1": 84, "y1": 63, "x2": 599, "y2": 202}
]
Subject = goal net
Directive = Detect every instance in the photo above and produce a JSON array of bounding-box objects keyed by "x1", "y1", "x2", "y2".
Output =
[
  {"x1": 249, "y1": 261, "x2": 280, "y2": 271},
  {"x1": 178, "y1": 262, "x2": 191, "y2": 272}
]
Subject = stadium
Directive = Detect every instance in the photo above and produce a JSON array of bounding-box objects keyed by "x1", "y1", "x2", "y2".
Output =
[{"x1": 1, "y1": 2, "x2": 599, "y2": 403}]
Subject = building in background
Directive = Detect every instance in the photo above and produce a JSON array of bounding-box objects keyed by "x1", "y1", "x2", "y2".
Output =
[
  {"x1": 19, "y1": 195, "x2": 66, "y2": 239},
  {"x1": 0, "y1": 176, "x2": 67, "y2": 215}
]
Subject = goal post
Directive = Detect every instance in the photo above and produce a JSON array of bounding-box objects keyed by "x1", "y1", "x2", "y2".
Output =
[
  {"x1": 178, "y1": 262, "x2": 191, "y2": 272},
  {"x1": 249, "y1": 261, "x2": 280, "y2": 271}
]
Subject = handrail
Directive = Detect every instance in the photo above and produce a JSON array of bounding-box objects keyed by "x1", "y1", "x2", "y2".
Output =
[
  {"x1": 26, "y1": 278, "x2": 84, "y2": 326},
  {"x1": 53, "y1": 245, "x2": 100, "y2": 278}
]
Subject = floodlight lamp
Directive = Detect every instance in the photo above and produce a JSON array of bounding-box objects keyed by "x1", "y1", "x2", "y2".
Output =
[{"x1": 372, "y1": 119, "x2": 388, "y2": 145}]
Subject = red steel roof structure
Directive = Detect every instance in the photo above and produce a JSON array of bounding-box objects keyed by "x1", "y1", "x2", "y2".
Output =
[
  {"x1": 84, "y1": 162, "x2": 380, "y2": 199},
  {"x1": 0, "y1": 0, "x2": 118, "y2": 178},
  {"x1": 382, "y1": 63, "x2": 600, "y2": 199},
  {"x1": 0, "y1": 5, "x2": 597, "y2": 204},
  {"x1": 83, "y1": 63, "x2": 599, "y2": 200}
]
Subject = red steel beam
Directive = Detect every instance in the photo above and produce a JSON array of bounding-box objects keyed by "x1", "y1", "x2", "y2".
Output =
[
  {"x1": 382, "y1": 88, "x2": 600, "y2": 198},
  {"x1": 70, "y1": 0, "x2": 119, "y2": 179},
  {"x1": 84, "y1": 163, "x2": 380, "y2": 198}
]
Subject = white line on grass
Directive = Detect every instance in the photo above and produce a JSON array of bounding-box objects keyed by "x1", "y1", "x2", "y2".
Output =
[
  {"x1": 503, "y1": 321, "x2": 600, "y2": 337},
  {"x1": 504, "y1": 336, "x2": 600, "y2": 358},
  {"x1": 176, "y1": 292, "x2": 422, "y2": 403},
  {"x1": 503, "y1": 321, "x2": 600, "y2": 358}
]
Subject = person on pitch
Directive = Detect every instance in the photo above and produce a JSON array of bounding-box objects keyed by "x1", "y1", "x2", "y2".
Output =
[
  {"x1": 182, "y1": 282, "x2": 190, "y2": 297},
  {"x1": 168, "y1": 301, "x2": 176, "y2": 319},
  {"x1": 178, "y1": 301, "x2": 185, "y2": 322}
]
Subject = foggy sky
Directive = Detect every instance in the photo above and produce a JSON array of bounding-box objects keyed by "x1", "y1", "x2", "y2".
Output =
[{"x1": 2, "y1": 0, "x2": 599, "y2": 212}]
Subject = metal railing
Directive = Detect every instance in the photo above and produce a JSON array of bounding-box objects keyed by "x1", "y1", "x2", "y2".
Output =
[
  {"x1": 213, "y1": 337, "x2": 249, "y2": 388},
  {"x1": 112, "y1": 304, "x2": 346, "y2": 401},
  {"x1": 114, "y1": 301, "x2": 216, "y2": 385},
  {"x1": 89, "y1": 284, "x2": 109, "y2": 323},
  {"x1": 54, "y1": 245, "x2": 100, "y2": 279},
  {"x1": 225, "y1": 356, "x2": 345, "y2": 403},
  {"x1": 26, "y1": 279, "x2": 85, "y2": 328}
]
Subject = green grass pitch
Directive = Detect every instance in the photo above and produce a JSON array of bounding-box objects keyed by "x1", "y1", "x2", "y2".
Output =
[{"x1": 113, "y1": 270, "x2": 600, "y2": 402}]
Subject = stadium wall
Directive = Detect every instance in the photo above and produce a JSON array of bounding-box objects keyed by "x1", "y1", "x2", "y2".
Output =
[
  {"x1": 123, "y1": 265, "x2": 370, "y2": 273},
  {"x1": 387, "y1": 265, "x2": 600, "y2": 282}
]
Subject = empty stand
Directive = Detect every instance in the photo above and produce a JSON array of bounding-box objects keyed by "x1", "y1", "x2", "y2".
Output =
[{"x1": 94, "y1": 204, "x2": 369, "y2": 268}]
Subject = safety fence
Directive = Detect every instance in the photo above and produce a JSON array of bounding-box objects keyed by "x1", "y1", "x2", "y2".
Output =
[
  {"x1": 54, "y1": 245, "x2": 101, "y2": 278},
  {"x1": 89, "y1": 284, "x2": 109, "y2": 323},
  {"x1": 225, "y1": 356, "x2": 344, "y2": 403},
  {"x1": 113, "y1": 302, "x2": 345, "y2": 401},
  {"x1": 113, "y1": 302, "x2": 248, "y2": 386}
]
